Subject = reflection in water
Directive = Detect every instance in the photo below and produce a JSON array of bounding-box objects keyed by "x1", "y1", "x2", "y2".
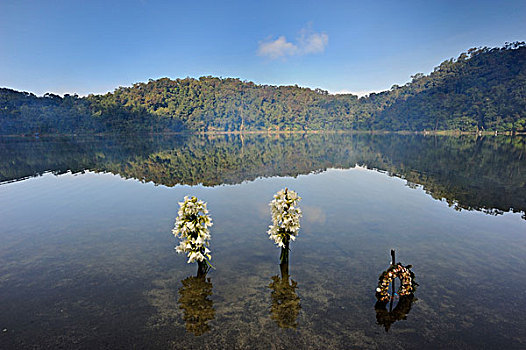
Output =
[
  {"x1": 1, "y1": 134, "x2": 526, "y2": 348},
  {"x1": 375, "y1": 295, "x2": 416, "y2": 332},
  {"x1": 177, "y1": 273, "x2": 215, "y2": 336},
  {"x1": 374, "y1": 251, "x2": 417, "y2": 332},
  {"x1": 269, "y1": 263, "x2": 301, "y2": 329},
  {"x1": 1, "y1": 134, "x2": 525, "y2": 218}
]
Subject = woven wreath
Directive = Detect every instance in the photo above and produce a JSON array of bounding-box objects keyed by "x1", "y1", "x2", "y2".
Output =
[{"x1": 375, "y1": 263, "x2": 417, "y2": 303}]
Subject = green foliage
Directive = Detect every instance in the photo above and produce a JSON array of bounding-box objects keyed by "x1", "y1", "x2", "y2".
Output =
[
  {"x1": 89, "y1": 77, "x2": 358, "y2": 132},
  {"x1": 1, "y1": 43, "x2": 525, "y2": 134},
  {"x1": 371, "y1": 42, "x2": 526, "y2": 132},
  {"x1": 1, "y1": 133, "x2": 525, "y2": 218},
  {"x1": 0, "y1": 89, "x2": 98, "y2": 134}
]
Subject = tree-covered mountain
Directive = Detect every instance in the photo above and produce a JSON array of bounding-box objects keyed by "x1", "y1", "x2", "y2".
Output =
[
  {"x1": 369, "y1": 42, "x2": 526, "y2": 131},
  {"x1": 1, "y1": 43, "x2": 525, "y2": 134}
]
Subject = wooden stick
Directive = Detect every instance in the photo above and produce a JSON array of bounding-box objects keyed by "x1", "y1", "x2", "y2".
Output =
[{"x1": 390, "y1": 249, "x2": 396, "y2": 311}]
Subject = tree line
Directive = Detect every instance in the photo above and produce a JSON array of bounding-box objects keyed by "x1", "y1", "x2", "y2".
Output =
[
  {"x1": 1, "y1": 43, "x2": 525, "y2": 134},
  {"x1": 2, "y1": 133, "x2": 524, "y2": 218}
]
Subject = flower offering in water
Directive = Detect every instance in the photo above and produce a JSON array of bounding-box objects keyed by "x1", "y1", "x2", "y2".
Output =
[
  {"x1": 172, "y1": 196, "x2": 213, "y2": 265},
  {"x1": 268, "y1": 188, "x2": 302, "y2": 248}
]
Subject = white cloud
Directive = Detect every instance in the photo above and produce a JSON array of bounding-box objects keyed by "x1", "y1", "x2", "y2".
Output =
[
  {"x1": 258, "y1": 28, "x2": 328, "y2": 59},
  {"x1": 257, "y1": 36, "x2": 299, "y2": 59},
  {"x1": 299, "y1": 32, "x2": 329, "y2": 54}
]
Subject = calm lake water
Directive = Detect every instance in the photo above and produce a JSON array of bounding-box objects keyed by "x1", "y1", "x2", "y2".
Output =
[{"x1": 0, "y1": 133, "x2": 525, "y2": 349}]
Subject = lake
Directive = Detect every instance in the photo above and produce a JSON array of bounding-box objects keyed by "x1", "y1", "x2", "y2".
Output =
[{"x1": 0, "y1": 133, "x2": 525, "y2": 349}]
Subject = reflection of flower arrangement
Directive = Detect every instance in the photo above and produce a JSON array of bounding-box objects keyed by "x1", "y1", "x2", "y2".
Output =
[
  {"x1": 178, "y1": 275, "x2": 215, "y2": 336},
  {"x1": 268, "y1": 188, "x2": 302, "y2": 249},
  {"x1": 374, "y1": 295, "x2": 416, "y2": 332},
  {"x1": 268, "y1": 275, "x2": 301, "y2": 329},
  {"x1": 172, "y1": 196, "x2": 213, "y2": 265},
  {"x1": 375, "y1": 263, "x2": 417, "y2": 303}
]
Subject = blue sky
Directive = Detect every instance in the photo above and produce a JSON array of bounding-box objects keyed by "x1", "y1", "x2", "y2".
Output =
[{"x1": 1, "y1": 0, "x2": 525, "y2": 96}]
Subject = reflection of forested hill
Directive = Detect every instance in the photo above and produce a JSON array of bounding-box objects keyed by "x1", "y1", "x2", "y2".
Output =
[
  {"x1": 359, "y1": 135, "x2": 526, "y2": 217},
  {"x1": 1, "y1": 134, "x2": 525, "y2": 218},
  {"x1": 0, "y1": 135, "x2": 186, "y2": 183}
]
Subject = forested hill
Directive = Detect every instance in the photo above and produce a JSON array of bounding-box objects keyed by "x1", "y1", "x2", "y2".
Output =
[
  {"x1": 1, "y1": 42, "x2": 525, "y2": 134},
  {"x1": 369, "y1": 42, "x2": 526, "y2": 131}
]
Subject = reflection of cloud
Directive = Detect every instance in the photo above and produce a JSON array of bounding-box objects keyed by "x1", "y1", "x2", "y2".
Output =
[
  {"x1": 258, "y1": 27, "x2": 328, "y2": 59},
  {"x1": 302, "y1": 205, "x2": 326, "y2": 224},
  {"x1": 257, "y1": 201, "x2": 270, "y2": 219}
]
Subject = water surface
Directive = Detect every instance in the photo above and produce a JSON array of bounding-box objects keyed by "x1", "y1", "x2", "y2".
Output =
[{"x1": 0, "y1": 134, "x2": 525, "y2": 349}]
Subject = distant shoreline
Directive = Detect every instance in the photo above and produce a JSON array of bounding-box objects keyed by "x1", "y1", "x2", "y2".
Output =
[
  {"x1": 0, "y1": 129, "x2": 524, "y2": 138},
  {"x1": 2, "y1": 44, "x2": 525, "y2": 137}
]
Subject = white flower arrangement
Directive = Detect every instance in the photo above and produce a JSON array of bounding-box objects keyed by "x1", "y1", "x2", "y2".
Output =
[
  {"x1": 268, "y1": 188, "x2": 302, "y2": 248},
  {"x1": 172, "y1": 196, "x2": 213, "y2": 265}
]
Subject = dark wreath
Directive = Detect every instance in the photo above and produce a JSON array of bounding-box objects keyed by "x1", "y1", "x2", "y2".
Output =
[
  {"x1": 375, "y1": 263, "x2": 417, "y2": 303},
  {"x1": 374, "y1": 253, "x2": 418, "y2": 332}
]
